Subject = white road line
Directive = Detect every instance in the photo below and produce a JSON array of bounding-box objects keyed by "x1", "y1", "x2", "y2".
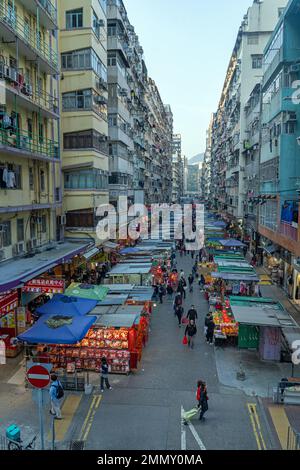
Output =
[
  {"x1": 181, "y1": 406, "x2": 206, "y2": 451},
  {"x1": 181, "y1": 406, "x2": 187, "y2": 450},
  {"x1": 187, "y1": 421, "x2": 206, "y2": 451}
]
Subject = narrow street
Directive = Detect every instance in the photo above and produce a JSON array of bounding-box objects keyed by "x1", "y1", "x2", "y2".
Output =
[{"x1": 64, "y1": 251, "x2": 270, "y2": 451}]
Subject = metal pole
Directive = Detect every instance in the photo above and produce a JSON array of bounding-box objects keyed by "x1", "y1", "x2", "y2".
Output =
[
  {"x1": 51, "y1": 417, "x2": 55, "y2": 451},
  {"x1": 38, "y1": 389, "x2": 45, "y2": 450},
  {"x1": 292, "y1": 361, "x2": 295, "y2": 378}
]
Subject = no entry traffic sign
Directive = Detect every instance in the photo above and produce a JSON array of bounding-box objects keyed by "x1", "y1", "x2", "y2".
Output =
[{"x1": 26, "y1": 364, "x2": 50, "y2": 389}]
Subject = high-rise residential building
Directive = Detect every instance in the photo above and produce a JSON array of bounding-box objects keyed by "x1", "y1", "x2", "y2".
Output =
[
  {"x1": 107, "y1": 0, "x2": 173, "y2": 208},
  {"x1": 187, "y1": 164, "x2": 200, "y2": 195},
  {"x1": 59, "y1": 0, "x2": 109, "y2": 245},
  {"x1": 202, "y1": 116, "x2": 213, "y2": 203},
  {"x1": 258, "y1": 0, "x2": 300, "y2": 299},
  {"x1": 209, "y1": 0, "x2": 288, "y2": 221},
  {"x1": 0, "y1": 0, "x2": 61, "y2": 264}
]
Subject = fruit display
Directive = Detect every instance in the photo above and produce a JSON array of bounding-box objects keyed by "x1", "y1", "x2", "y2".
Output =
[{"x1": 213, "y1": 310, "x2": 238, "y2": 337}]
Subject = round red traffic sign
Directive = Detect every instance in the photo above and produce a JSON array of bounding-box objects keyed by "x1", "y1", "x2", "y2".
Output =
[{"x1": 26, "y1": 365, "x2": 50, "y2": 389}]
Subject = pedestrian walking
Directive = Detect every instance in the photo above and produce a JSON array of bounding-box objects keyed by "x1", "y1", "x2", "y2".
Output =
[
  {"x1": 153, "y1": 285, "x2": 159, "y2": 301},
  {"x1": 197, "y1": 381, "x2": 209, "y2": 421},
  {"x1": 204, "y1": 312, "x2": 212, "y2": 337},
  {"x1": 199, "y1": 274, "x2": 206, "y2": 291},
  {"x1": 175, "y1": 305, "x2": 184, "y2": 327},
  {"x1": 174, "y1": 292, "x2": 183, "y2": 312},
  {"x1": 191, "y1": 250, "x2": 194, "y2": 259},
  {"x1": 100, "y1": 357, "x2": 112, "y2": 392},
  {"x1": 184, "y1": 320, "x2": 197, "y2": 349},
  {"x1": 206, "y1": 317, "x2": 215, "y2": 345},
  {"x1": 158, "y1": 284, "x2": 165, "y2": 304},
  {"x1": 167, "y1": 283, "x2": 174, "y2": 301},
  {"x1": 180, "y1": 270, "x2": 185, "y2": 280},
  {"x1": 49, "y1": 374, "x2": 64, "y2": 420},
  {"x1": 188, "y1": 274, "x2": 194, "y2": 292},
  {"x1": 187, "y1": 305, "x2": 198, "y2": 322}
]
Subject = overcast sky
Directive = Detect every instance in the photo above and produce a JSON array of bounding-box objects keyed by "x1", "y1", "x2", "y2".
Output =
[{"x1": 125, "y1": 0, "x2": 252, "y2": 158}]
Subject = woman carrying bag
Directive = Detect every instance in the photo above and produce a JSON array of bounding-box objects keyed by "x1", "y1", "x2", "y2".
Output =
[{"x1": 197, "y1": 381, "x2": 209, "y2": 421}]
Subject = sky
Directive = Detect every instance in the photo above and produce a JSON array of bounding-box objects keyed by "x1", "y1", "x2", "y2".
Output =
[{"x1": 125, "y1": 0, "x2": 252, "y2": 159}]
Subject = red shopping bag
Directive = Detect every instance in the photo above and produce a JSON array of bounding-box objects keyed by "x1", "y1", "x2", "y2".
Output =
[
  {"x1": 182, "y1": 317, "x2": 189, "y2": 325},
  {"x1": 182, "y1": 335, "x2": 188, "y2": 345}
]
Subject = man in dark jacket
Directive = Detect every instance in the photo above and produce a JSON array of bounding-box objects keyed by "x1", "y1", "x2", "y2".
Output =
[
  {"x1": 175, "y1": 305, "x2": 184, "y2": 327},
  {"x1": 187, "y1": 305, "x2": 198, "y2": 322},
  {"x1": 198, "y1": 382, "x2": 209, "y2": 421},
  {"x1": 185, "y1": 320, "x2": 197, "y2": 349},
  {"x1": 206, "y1": 318, "x2": 215, "y2": 345}
]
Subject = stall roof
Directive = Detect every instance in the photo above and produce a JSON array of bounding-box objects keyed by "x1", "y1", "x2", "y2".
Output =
[
  {"x1": 215, "y1": 261, "x2": 251, "y2": 268},
  {"x1": 18, "y1": 313, "x2": 97, "y2": 344},
  {"x1": 282, "y1": 327, "x2": 300, "y2": 349},
  {"x1": 229, "y1": 296, "x2": 281, "y2": 307},
  {"x1": 103, "y1": 241, "x2": 120, "y2": 250},
  {"x1": 97, "y1": 295, "x2": 128, "y2": 306},
  {"x1": 230, "y1": 304, "x2": 297, "y2": 328},
  {"x1": 36, "y1": 294, "x2": 98, "y2": 317},
  {"x1": 91, "y1": 305, "x2": 144, "y2": 316},
  {"x1": 217, "y1": 266, "x2": 256, "y2": 274},
  {"x1": 92, "y1": 314, "x2": 140, "y2": 328},
  {"x1": 219, "y1": 239, "x2": 246, "y2": 247},
  {"x1": 211, "y1": 272, "x2": 259, "y2": 282},
  {"x1": 64, "y1": 284, "x2": 108, "y2": 301},
  {"x1": 108, "y1": 264, "x2": 152, "y2": 275}
]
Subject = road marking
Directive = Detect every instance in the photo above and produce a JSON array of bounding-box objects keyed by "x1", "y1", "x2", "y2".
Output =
[
  {"x1": 268, "y1": 405, "x2": 291, "y2": 450},
  {"x1": 181, "y1": 406, "x2": 206, "y2": 451},
  {"x1": 247, "y1": 403, "x2": 266, "y2": 450},
  {"x1": 79, "y1": 394, "x2": 102, "y2": 442},
  {"x1": 181, "y1": 406, "x2": 186, "y2": 450},
  {"x1": 50, "y1": 394, "x2": 82, "y2": 442}
]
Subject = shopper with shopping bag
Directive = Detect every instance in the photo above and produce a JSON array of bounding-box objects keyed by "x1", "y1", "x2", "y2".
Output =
[
  {"x1": 198, "y1": 381, "x2": 209, "y2": 422},
  {"x1": 184, "y1": 320, "x2": 197, "y2": 349}
]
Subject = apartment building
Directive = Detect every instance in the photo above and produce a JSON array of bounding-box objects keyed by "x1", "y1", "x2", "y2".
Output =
[
  {"x1": 172, "y1": 134, "x2": 184, "y2": 202},
  {"x1": 0, "y1": 0, "x2": 61, "y2": 264},
  {"x1": 258, "y1": 0, "x2": 300, "y2": 299},
  {"x1": 107, "y1": 0, "x2": 173, "y2": 208},
  {"x1": 202, "y1": 116, "x2": 213, "y2": 204},
  {"x1": 58, "y1": 0, "x2": 109, "y2": 245},
  {"x1": 210, "y1": 0, "x2": 288, "y2": 221}
]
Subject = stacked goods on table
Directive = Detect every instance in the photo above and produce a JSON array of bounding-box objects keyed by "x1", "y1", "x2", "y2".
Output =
[
  {"x1": 48, "y1": 327, "x2": 131, "y2": 374},
  {"x1": 213, "y1": 309, "x2": 238, "y2": 338}
]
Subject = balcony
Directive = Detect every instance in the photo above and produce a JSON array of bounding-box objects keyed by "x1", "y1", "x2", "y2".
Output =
[
  {"x1": 279, "y1": 221, "x2": 298, "y2": 242},
  {"x1": 0, "y1": 3, "x2": 58, "y2": 74},
  {"x1": 107, "y1": 36, "x2": 129, "y2": 67},
  {"x1": 17, "y1": 0, "x2": 58, "y2": 30},
  {"x1": 0, "y1": 126, "x2": 59, "y2": 161},
  {"x1": 1, "y1": 64, "x2": 59, "y2": 119}
]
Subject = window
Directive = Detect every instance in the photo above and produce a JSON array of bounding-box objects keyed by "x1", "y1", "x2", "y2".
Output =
[
  {"x1": 0, "y1": 221, "x2": 11, "y2": 247},
  {"x1": 30, "y1": 219, "x2": 35, "y2": 239},
  {"x1": 64, "y1": 129, "x2": 108, "y2": 153},
  {"x1": 29, "y1": 167, "x2": 34, "y2": 190},
  {"x1": 107, "y1": 53, "x2": 117, "y2": 66},
  {"x1": 62, "y1": 89, "x2": 92, "y2": 111},
  {"x1": 252, "y1": 55, "x2": 263, "y2": 69},
  {"x1": 39, "y1": 123, "x2": 44, "y2": 143},
  {"x1": 92, "y1": 10, "x2": 100, "y2": 39},
  {"x1": 108, "y1": 24, "x2": 117, "y2": 37},
  {"x1": 40, "y1": 170, "x2": 45, "y2": 192},
  {"x1": 17, "y1": 218, "x2": 24, "y2": 242},
  {"x1": 41, "y1": 215, "x2": 47, "y2": 233},
  {"x1": 247, "y1": 34, "x2": 259, "y2": 45},
  {"x1": 66, "y1": 8, "x2": 83, "y2": 29},
  {"x1": 64, "y1": 169, "x2": 108, "y2": 190},
  {"x1": 27, "y1": 119, "x2": 33, "y2": 139},
  {"x1": 61, "y1": 48, "x2": 107, "y2": 81},
  {"x1": 284, "y1": 122, "x2": 296, "y2": 134}
]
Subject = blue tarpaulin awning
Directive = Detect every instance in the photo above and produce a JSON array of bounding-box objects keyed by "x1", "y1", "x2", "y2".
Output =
[
  {"x1": 36, "y1": 294, "x2": 97, "y2": 317},
  {"x1": 18, "y1": 313, "x2": 97, "y2": 344},
  {"x1": 219, "y1": 239, "x2": 245, "y2": 248}
]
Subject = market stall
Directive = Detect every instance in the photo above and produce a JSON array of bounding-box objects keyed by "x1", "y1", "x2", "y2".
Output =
[
  {"x1": 106, "y1": 263, "x2": 152, "y2": 286},
  {"x1": 229, "y1": 297, "x2": 298, "y2": 360},
  {"x1": 35, "y1": 294, "x2": 98, "y2": 317},
  {"x1": 64, "y1": 284, "x2": 108, "y2": 301},
  {"x1": 0, "y1": 290, "x2": 22, "y2": 357}
]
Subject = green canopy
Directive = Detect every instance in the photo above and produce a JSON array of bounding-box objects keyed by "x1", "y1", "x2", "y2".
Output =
[
  {"x1": 217, "y1": 266, "x2": 256, "y2": 274},
  {"x1": 64, "y1": 283, "x2": 109, "y2": 301}
]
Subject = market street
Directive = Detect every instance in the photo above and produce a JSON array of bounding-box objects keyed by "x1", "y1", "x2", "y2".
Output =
[
  {"x1": 59, "y1": 252, "x2": 272, "y2": 450},
  {"x1": 0, "y1": 248, "x2": 299, "y2": 450}
]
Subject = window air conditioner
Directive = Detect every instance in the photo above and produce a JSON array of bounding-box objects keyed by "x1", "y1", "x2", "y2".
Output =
[{"x1": 290, "y1": 64, "x2": 300, "y2": 73}]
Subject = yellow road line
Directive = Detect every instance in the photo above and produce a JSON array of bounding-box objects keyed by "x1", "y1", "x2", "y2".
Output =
[
  {"x1": 49, "y1": 394, "x2": 82, "y2": 442},
  {"x1": 79, "y1": 395, "x2": 97, "y2": 441},
  {"x1": 82, "y1": 395, "x2": 102, "y2": 442},
  {"x1": 247, "y1": 404, "x2": 262, "y2": 450},
  {"x1": 251, "y1": 404, "x2": 267, "y2": 450},
  {"x1": 268, "y1": 405, "x2": 291, "y2": 450},
  {"x1": 79, "y1": 394, "x2": 102, "y2": 442}
]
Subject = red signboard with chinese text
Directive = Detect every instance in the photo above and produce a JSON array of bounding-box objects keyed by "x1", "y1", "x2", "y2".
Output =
[
  {"x1": 22, "y1": 279, "x2": 65, "y2": 294},
  {"x1": 0, "y1": 292, "x2": 18, "y2": 319}
]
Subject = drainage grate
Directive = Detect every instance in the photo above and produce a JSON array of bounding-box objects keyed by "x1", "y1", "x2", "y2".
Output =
[{"x1": 69, "y1": 440, "x2": 85, "y2": 450}]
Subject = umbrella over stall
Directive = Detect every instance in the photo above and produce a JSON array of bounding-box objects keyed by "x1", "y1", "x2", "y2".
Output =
[
  {"x1": 64, "y1": 283, "x2": 109, "y2": 301},
  {"x1": 35, "y1": 294, "x2": 98, "y2": 317},
  {"x1": 219, "y1": 239, "x2": 246, "y2": 248}
]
